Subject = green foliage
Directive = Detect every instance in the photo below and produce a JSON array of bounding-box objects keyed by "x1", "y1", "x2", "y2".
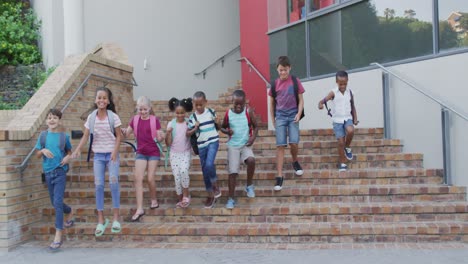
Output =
[
  {"x1": 0, "y1": 1, "x2": 41, "y2": 66},
  {"x1": 37, "y1": 65, "x2": 56, "y2": 88}
]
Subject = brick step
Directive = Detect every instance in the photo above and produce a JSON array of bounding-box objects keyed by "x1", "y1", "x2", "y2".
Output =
[
  {"x1": 106, "y1": 128, "x2": 385, "y2": 141},
  {"x1": 62, "y1": 185, "x2": 467, "y2": 204},
  {"x1": 31, "y1": 221, "x2": 468, "y2": 243},
  {"x1": 66, "y1": 176, "x2": 443, "y2": 189},
  {"x1": 81, "y1": 139, "x2": 403, "y2": 159},
  {"x1": 89, "y1": 138, "x2": 403, "y2": 155},
  {"x1": 65, "y1": 168, "x2": 444, "y2": 189},
  {"x1": 70, "y1": 153, "x2": 424, "y2": 171},
  {"x1": 22, "y1": 240, "x2": 468, "y2": 249},
  {"x1": 40, "y1": 202, "x2": 468, "y2": 224}
]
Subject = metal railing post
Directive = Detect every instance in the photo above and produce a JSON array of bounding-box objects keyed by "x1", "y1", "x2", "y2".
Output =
[
  {"x1": 441, "y1": 108, "x2": 451, "y2": 185},
  {"x1": 382, "y1": 72, "x2": 391, "y2": 139}
]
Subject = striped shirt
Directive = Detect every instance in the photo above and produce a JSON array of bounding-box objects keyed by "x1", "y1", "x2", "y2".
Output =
[
  {"x1": 188, "y1": 108, "x2": 219, "y2": 149},
  {"x1": 85, "y1": 112, "x2": 122, "y2": 153},
  {"x1": 227, "y1": 108, "x2": 249, "y2": 147}
]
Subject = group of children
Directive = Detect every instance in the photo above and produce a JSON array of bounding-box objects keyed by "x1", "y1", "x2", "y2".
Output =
[{"x1": 36, "y1": 55, "x2": 358, "y2": 250}]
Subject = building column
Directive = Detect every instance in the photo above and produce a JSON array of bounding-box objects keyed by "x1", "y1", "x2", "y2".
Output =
[{"x1": 63, "y1": 0, "x2": 84, "y2": 57}]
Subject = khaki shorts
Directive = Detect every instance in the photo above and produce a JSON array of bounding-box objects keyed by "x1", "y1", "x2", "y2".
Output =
[{"x1": 227, "y1": 145, "x2": 255, "y2": 174}]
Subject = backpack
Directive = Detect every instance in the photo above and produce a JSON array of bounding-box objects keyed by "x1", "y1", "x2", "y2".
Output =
[
  {"x1": 39, "y1": 130, "x2": 71, "y2": 180},
  {"x1": 132, "y1": 115, "x2": 165, "y2": 161},
  {"x1": 223, "y1": 107, "x2": 253, "y2": 139},
  {"x1": 323, "y1": 89, "x2": 355, "y2": 121},
  {"x1": 271, "y1": 75, "x2": 305, "y2": 120},
  {"x1": 86, "y1": 109, "x2": 115, "y2": 162},
  {"x1": 190, "y1": 108, "x2": 218, "y2": 156}
]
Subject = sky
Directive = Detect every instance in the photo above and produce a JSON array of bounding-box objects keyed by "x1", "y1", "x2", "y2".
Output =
[{"x1": 372, "y1": 0, "x2": 467, "y2": 22}]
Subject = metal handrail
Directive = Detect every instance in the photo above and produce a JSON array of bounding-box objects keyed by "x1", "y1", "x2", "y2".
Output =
[
  {"x1": 194, "y1": 45, "x2": 241, "y2": 79},
  {"x1": 371, "y1": 62, "x2": 468, "y2": 122},
  {"x1": 15, "y1": 73, "x2": 138, "y2": 174},
  {"x1": 238, "y1": 57, "x2": 270, "y2": 88}
]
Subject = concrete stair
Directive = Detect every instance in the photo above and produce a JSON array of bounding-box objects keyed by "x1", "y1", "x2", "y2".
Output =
[{"x1": 31, "y1": 86, "x2": 468, "y2": 245}]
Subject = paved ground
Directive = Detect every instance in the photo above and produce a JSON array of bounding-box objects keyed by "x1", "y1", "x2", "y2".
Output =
[{"x1": 2, "y1": 242, "x2": 468, "y2": 264}]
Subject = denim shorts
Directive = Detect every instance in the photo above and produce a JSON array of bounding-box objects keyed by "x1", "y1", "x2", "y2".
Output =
[
  {"x1": 333, "y1": 119, "x2": 354, "y2": 139},
  {"x1": 275, "y1": 109, "x2": 300, "y2": 146},
  {"x1": 135, "y1": 153, "x2": 160, "y2": 161}
]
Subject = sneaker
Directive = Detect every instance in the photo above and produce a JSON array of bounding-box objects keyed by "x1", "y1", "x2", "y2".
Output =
[
  {"x1": 344, "y1": 147, "x2": 353, "y2": 160},
  {"x1": 292, "y1": 161, "x2": 304, "y2": 176},
  {"x1": 204, "y1": 197, "x2": 216, "y2": 208},
  {"x1": 274, "y1": 177, "x2": 284, "y2": 191},
  {"x1": 213, "y1": 186, "x2": 222, "y2": 199},
  {"x1": 225, "y1": 198, "x2": 236, "y2": 209},
  {"x1": 338, "y1": 163, "x2": 348, "y2": 172},
  {"x1": 245, "y1": 185, "x2": 255, "y2": 198}
]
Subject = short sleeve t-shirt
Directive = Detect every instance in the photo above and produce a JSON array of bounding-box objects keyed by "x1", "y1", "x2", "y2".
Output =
[
  {"x1": 268, "y1": 75, "x2": 305, "y2": 111},
  {"x1": 35, "y1": 131, "x2": 72, "y2": 173},
  {"x1": 129, "y1": 116, "x2": 161, "y2": 156},
  {"x1": 187, "y1": 108, "x2": 219, "y2": 149},
  {"x1": 85, "y1": 112, "x2": 122, "y2": 153},
  {"x1": 167, "y1": 120, "x2": 191, "y2": 153}
]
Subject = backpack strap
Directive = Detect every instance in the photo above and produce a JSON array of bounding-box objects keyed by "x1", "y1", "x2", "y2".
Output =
[
  {"x1": 149, "y1": 115, "x2": 157, "y2": 140},
  {"x1": 270, "y1": 79, "x2": 277, "y2": 118},
  {"x1": 86, "y1": 109, "x2": 99, "y2": 162},
  {"x1": 39, "y1": 131, "x2": 48, "y2": 149},
  {"x1": 223, "y1": 109, "x2": 230, "y2": 128},
  {"x1": 165, "y1": 118, "x2": 178, "y2": 169},
  {"x1": 132, "y1": 115, "x2": 140, "y2": 138},
  {"x1": 245, "y1": 107, "x2": 253, "y2": 137},
  {"x1": 88, "y1": 109, "x2": 98, "y2": 134},
  {"x1": 59, "y1": 132, "x2": 67, "y2": 152},
  {"x1": 171, "y1": 118, "x2": 177, "y2": 140},
  {"x1": 107, "y1": 110, "x2": 115, "y2": 135}
]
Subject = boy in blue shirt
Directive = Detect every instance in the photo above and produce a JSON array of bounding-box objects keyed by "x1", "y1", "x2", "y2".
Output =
[{"x1": 35, "y1": 109, "x2": 73, "y2": 251}]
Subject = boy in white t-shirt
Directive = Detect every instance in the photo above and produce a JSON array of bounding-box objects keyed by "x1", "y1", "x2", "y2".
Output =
[{"x1": 318, "y1": 71, "x2": 359, "y2": 172}]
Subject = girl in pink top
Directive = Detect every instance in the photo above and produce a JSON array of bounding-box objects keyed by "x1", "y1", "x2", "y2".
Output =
[
  {"x1": 123, "y1": 96, "x2": 164, "y2": 221},
  {"x1": 165, "y1": 97, "x2": 193, "y2": 208},
  {"x1": 72, "y1": 87, "x2": 122, "y2": 236}
]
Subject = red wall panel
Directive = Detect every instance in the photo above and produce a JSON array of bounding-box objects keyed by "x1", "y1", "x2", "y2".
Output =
[{"x1": 239, "y1": 0, "x2": 270, "y2": 122}]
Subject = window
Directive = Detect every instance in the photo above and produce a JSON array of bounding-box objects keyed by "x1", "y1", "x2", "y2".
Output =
[
  {"x1": 269, "y1": 23, "x2": 307, "y2": 80},
  {"x1": 268, "y1": 0, "x2": 306, "y2": 31},
  {"x1": 307, "y1": 0, "x2": 433, "y2": 77},
  {"x1": 309, "y1": 0, "x2": 337, "y2": 13},
  {"x1": 439, "y1": 0, "x2": 468, "y2": 51}
]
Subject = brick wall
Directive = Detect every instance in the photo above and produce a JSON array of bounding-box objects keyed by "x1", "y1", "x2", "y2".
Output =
[{"x1": 0, "y1": 43, "x2": 135, "y2": 251}]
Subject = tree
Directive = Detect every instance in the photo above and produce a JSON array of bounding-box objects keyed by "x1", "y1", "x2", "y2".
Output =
[
  {"x1": 404, "y1": 9, "x2": 416, "y2": 19},
  {"x1": 384, "y1": 8, "x2": 395, "y2": 20}
]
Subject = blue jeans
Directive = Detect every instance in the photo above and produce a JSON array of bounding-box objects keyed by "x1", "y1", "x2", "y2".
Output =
[
  {"x1": 198, "y1": 141, "x2": 219, "y2": 192},
  {"x1": 93, "y1": 153, "x2": 120, "y2": 211},
  {"x1": 45, "y1": 167, "x2": 71, "y2": 230},
  {"x1": 333, "y1": 119, "x2": 354, "y2": 139},
  {"x1": 275, "y1": 109, "x2": 300, "y2": 146}
]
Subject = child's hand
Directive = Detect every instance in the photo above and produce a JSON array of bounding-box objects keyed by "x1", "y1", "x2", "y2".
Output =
[
  {"x1": 246, "y1": 137, "x2": 255, "y2": 146},
  {"x1": 121, "y1": 127, "x2": 128, "y2": 137},
  {"x1": 71, "y1": 150, "x2": 80, "y2": 159},
  {"x1": 354, "y1": 120, "x2": 359, "y2": 126},
  {"x1": 157, "y1": 130, "x2": 165, "y2": 140},
  {"x1": 318, "y1": 102, "x2": 324, "y2": 110},
  {"x1": 227, "y1": 128, "x2": 233, "y2": 136},
  {"x1": 294, "y1": 113, "x2": 301, "y2": 123},
  {"x1": 111, "y1": 152, "x2": 118, "y2": 162},
  {"x1": 61, "y1": 155, "x2": 71, "y2": 166},
  {"x1": 167, "y1": 127, "x2": 173, "y2": 133},
  {"x1": 41, "y1": 149, "x2": 54, "y2": 159},
  {"x1": 194, "y1": 121, "x2": 200, "y2": 129}
]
